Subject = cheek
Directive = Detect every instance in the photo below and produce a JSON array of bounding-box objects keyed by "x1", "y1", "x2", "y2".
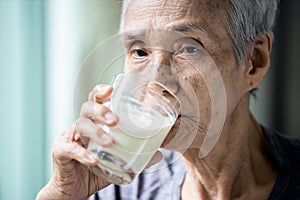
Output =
[
  {"x1": 171, "y1": 58, "x2": 212, "y2": 132},
  {"x1": 206, "y1": 44, "x2": 245, "y2": 118},
  {"x1": 173, "y1": 56, "x2": 220, "y2": 114},
  {"x1": 124, "y1": 57, "x2": 139, "y2": 72},
  {"x1": 123, "y1": 57, "x2": 131, "y2": 72},
  {"x1": 218, "y1": 65, "x2": 244, "y2": 117},
  {"x1": 178, "y1": 72, "x2": 211, "y2": 121}
]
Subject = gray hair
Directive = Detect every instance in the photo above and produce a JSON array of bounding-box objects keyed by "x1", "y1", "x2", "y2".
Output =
[
  {"x1": 226, "y1": 0, "x2": 279, "y2": 65},
  {"x1": 120, "y1": 0, "x2": 279, "y2": 65}
]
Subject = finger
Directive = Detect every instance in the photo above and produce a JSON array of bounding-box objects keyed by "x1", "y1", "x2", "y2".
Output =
[
  {"x1": 52, "y1": 140, "x2": 98, "y2": 166},
  {"x1": 73, "y1": 128, "x2": 89, "y2": 147},
  {"x1": 60, "y1": 126, "x2": 77, "y2": 142},
  {"x1": 145, "y1": 151, "x2": 163, "y2": 169},
  {"x1": 88, "y1": 84, "x2": 113, "y2": 104},
  {"x1": 80, "y1": 101, "x2": 118, "y2": 127},
  {"x1": 75, "y1": 117, "x2": 114, "y2": 147},
  {"x1": 60, "y1": 124, "x2": 90, "y2": 147}
]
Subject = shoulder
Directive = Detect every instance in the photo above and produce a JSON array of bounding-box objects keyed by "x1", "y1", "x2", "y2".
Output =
[
  {"x1": 263, "y1": 126, "x2": 300, "y2": 166},
  {"x1": 262, "y1": 126, "x2": 300, "y2": 199}
]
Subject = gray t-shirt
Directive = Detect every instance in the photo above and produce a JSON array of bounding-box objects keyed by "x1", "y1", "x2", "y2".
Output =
[{"x1": 89, "y1": 126, "x2": 300, "y2": 200}]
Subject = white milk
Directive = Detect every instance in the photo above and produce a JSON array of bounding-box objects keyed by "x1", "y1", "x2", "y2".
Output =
[{"x1": 88, "y1": 96, "x2": 175, "y2": 184}]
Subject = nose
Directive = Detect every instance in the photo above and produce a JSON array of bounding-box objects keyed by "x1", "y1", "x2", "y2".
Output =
[
  {"x1": 151, "y1": 49, "x2": 171, "y2": 68},
  {"x1": 148, "y1": 50, "x2": 179, "y2": 95}
]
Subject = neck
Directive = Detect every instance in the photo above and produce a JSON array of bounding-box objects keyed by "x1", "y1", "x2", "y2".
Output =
[{"x1": 181, "y1": 95, "x2": 276, "y2": 200}]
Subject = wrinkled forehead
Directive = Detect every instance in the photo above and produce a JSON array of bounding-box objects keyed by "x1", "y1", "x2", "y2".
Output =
[{"x1": 123, "y1": 0, "x2": 228, "y2": 32}]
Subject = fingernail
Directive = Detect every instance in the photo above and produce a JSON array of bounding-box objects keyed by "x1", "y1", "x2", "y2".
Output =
[
  {"x1": 86, "y1": 154, "x2": 98, "y2": 163},
  {"x1": 104, "y1": 112, "x2": 115, "y2": 123},
  {"x1": 96, "y1": 85, "x2": 110, "y2": 96},
  {"x1": 99, "y1": 133, "x2": 113, "y2": 145}
]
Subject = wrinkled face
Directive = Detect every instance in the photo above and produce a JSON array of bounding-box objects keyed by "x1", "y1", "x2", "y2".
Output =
[{"x1": 122, "y1": 0, "x2": 246, "y2": 151}]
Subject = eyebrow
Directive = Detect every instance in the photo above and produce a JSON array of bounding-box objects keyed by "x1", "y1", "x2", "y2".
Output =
[
  {"x1": 122, "y1": 31, "x2": 145, "y2": 41},
  {"x1": 121, "y1": 23, "x2": 208, "y2": 41},
  {"x1": 171, "y1": 23, "x2": 208, "y2": 36}
]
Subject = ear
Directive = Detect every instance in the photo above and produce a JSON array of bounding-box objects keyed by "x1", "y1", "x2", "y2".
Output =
[{"x1": 243, "y1": 33, "x2": 272, "y2": 93}]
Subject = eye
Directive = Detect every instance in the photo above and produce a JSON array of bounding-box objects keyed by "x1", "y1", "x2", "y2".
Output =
[
  {"x1": 131, "y1": 49, "x2": 149, "y2": 59},
  {"x1": 181, "y1": 46, "x2": 199, "y2": 54},
  {"x1": 174, "y1": 37, "x2": 203, "y2": 56}
]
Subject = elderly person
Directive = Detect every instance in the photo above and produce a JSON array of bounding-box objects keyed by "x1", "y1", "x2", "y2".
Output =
[{"x1": 36, "y1": 0, "x2": 300, "y2": 199}]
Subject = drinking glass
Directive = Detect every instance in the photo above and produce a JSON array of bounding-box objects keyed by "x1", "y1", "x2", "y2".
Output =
[{"x1": 87, "y1": 72, "x2": 180, "y2": 185}]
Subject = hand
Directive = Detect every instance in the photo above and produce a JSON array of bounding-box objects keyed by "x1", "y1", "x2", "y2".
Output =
[{"x1": 36, "y1": 84, "x2": 117, "y2": 200}]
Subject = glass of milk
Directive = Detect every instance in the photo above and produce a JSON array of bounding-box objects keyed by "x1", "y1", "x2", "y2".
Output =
[{"x1": 87, "y1": 72, "x2": 181, "y2": 185}]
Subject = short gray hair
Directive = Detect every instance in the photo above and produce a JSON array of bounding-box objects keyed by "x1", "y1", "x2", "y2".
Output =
[
  {"x1": 120, "y1": 0, "x2": 279, "y2": 65},
  {"x1": 226, "y1": 0, "x2": 279, "y2": 65}
]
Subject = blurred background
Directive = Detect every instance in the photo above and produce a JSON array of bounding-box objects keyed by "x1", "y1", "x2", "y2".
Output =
[{"x1": 0, "y1": 0, "x2": 299, "y2": 199}]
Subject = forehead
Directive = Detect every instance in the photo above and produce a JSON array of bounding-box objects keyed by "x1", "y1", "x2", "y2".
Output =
[{"x1": 123, "y1": 0, "x2": 228, "y2": 33}]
